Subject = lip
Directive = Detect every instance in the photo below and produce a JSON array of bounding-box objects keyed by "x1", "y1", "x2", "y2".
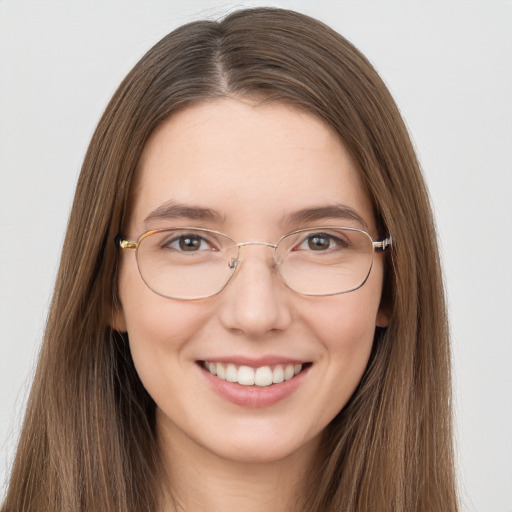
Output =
[{"x1": 197, "y1": 359, "x2": 312, "y2": 408}]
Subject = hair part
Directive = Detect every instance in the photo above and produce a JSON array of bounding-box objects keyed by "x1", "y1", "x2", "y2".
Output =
[{"x1": 5, "y1": 7, "x2": 458, "y2": 511}]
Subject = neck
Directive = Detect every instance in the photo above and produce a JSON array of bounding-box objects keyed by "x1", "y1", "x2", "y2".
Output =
[{"x1": 157, "y1": 418, "x2": 322, "y2": 512}]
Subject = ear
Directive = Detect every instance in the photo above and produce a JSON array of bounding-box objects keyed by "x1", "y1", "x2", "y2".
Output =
[{"x1": 376, "y1": 308, "x2": 390, "y2": 328}]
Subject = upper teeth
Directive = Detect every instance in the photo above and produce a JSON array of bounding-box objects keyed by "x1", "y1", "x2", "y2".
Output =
[{"x1": 205, "y1": 362, "x2": 303, "y2": 387}]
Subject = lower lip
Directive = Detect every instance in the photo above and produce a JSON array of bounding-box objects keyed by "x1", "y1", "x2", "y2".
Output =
[{"x1": 199, "y1": 363, "x2": 311, "y2": 408}]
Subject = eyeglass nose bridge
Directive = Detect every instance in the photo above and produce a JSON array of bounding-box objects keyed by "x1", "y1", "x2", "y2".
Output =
[
  {"x1": 236, "y1": 241, "x2": 278, "y2": 249},
  {"x1": 227, "y1": 240, "x2": 279, "y2": 270}
]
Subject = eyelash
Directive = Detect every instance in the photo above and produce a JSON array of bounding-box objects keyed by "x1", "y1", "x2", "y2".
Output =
[
  {"x1": 295, "y1": 232, "x2": 349, "y2": 251},
  {"x1": 163, "y1": 234, "x2": 217, "y2": 251}
]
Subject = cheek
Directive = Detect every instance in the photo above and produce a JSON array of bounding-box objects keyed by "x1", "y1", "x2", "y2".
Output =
[
  {"x1": 117, "y1": 262, "x2": 208, "y2": 373},
  {"x1": 305, "y1": 287, "x2": 381, "y2": 349},
  {"x1": 301, "y1": 286, "x2": 381, "y2": 399},
  {"x1": 304, "y1": 258, "x2": 385, "y2": 343}
]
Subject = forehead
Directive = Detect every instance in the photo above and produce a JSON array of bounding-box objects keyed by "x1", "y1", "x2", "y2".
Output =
[{"x1": 129, "y1": 98, "x2": 375, "y2": 235}]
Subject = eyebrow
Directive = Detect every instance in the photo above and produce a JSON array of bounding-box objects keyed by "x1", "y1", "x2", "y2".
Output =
[
  {"x1": 143, "y1": 201, "x2": 368, "y2": 230},
  {"x1": 284, "y1": 204, "x2": 369, "y2": 229},
  {"x1": 144, "y1": 201, "x2": 225, "y2": 227}
]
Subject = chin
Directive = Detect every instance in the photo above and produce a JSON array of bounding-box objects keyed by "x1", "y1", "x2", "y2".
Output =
[{"x1": 196, "y1": 420, "x2": 323, "y2": 466}]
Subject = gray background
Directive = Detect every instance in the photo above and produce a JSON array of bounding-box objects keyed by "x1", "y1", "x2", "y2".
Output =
[{"x1": 1, "y1": 1, "x2": 511, "y2": 510}]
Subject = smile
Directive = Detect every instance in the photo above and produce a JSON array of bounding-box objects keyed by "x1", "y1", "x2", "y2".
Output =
[{"x1": 202, "y1": 361, "x2": 308, "y2": 387}]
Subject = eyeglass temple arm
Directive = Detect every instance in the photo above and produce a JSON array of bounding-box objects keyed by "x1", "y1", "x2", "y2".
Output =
[{"x1": 373, "y1": 236, "x2": 392, "y2": 252}]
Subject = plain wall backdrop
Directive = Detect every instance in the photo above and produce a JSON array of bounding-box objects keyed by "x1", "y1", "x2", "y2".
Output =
[{"x1": 0, "y1": 1, "x2": 511, "y2": 510}]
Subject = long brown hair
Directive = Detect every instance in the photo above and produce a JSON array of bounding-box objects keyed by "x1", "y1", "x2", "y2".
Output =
[{"x1": 4, "y1": 7, "x2": 458, "y2": 511}]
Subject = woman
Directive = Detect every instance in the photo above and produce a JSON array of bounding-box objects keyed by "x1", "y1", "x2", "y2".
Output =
[{"x1": 4, "y1": 7, "x2": 459, "y2": 511}]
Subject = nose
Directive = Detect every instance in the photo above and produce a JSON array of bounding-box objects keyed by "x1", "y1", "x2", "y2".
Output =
[{"x1": 218, "y1": 245, "x2": 293, "y2": 338}]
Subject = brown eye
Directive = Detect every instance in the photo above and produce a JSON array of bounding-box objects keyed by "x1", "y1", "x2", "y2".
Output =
[
  {"x1": 307, "y1": 235, "x2": 331, "y2": 251},
  {"x1": 305, "y1": 233, "x2": 339, "y2": 251},
  {"x1": 295, "y1": 232, "x2": 349, "y2": 252},
  {"x1": 179, "y1": 235, "x2": 203, "y2": 251},
  {"x1": 162, "y1": 234, "x2": 211, "y2": 252}
]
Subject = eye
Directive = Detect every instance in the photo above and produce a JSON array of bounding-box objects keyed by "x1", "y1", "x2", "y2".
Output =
[
  {"x1": 165, "y1": 234, "x2": 214, "y2": 252},
  {"x1": 297, "y1": 232, "x2": 347, "y2": 252}
]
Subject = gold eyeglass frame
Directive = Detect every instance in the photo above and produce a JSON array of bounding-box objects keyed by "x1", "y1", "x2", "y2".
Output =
[{"x1": 116, "y1": 226, "x2": 392, "y2": 300}]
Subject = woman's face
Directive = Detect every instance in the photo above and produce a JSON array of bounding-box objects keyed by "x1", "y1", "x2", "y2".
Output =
[{"x1": 115, "y1": 98, "x2": 388, "y2": 463}]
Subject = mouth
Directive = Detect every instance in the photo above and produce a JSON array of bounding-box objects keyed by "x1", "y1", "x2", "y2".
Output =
[{"x1": 200, "y1": 361, "x2": 312, "y2": 387}]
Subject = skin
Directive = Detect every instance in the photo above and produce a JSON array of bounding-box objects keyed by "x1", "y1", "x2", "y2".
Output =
[{"x1": 114, "y1": 97, "x2": 388, "y2": 511}]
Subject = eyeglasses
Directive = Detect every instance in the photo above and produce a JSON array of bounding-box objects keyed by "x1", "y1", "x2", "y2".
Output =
[{"x1": 116, "y1": 227, "x2": 392, "y2": 300}]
